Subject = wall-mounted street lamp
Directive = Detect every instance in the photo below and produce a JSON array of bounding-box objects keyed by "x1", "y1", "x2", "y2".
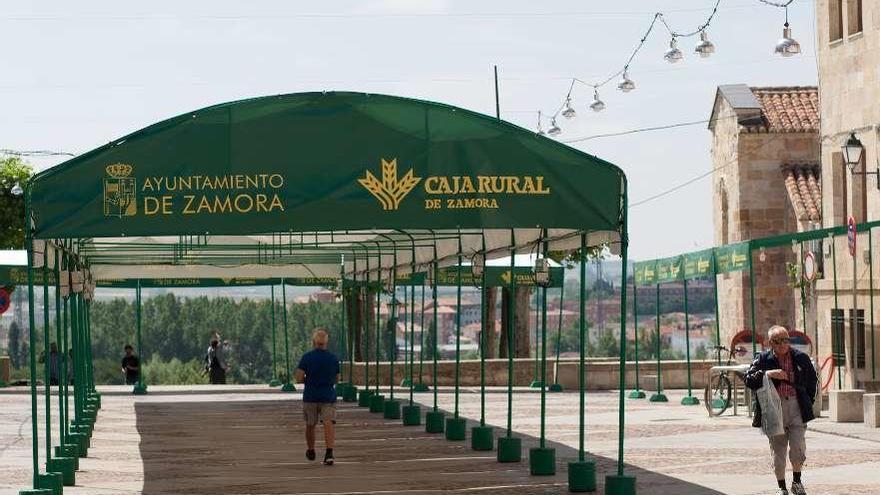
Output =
[{"x1": 842, "y1": 133, "x2": 879, "y2": 189}]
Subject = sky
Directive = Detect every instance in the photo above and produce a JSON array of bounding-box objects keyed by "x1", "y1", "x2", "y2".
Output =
[{"x1": 1, "y1": 0, "x2": 819, "y2": 260}]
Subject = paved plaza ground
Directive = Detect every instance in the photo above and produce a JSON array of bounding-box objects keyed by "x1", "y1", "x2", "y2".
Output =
[{"x1": 2, "y1": 386, "x2": 879, "y2": 494}]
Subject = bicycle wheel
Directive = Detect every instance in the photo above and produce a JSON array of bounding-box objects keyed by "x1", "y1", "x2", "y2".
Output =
[{"x1": 704, "y1": 373, "x2": 732, "y2": 416}]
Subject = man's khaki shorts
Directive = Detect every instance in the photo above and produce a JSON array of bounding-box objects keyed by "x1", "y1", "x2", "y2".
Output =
[{"x1": 303, "y1": 402, "x2": 336, "y2": 427}]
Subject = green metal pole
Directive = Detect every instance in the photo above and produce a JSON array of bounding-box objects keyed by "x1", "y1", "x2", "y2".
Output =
[
  {"x1": 550, "y1": 267, "x2": 565, "y2": 392},
  {"x1": 613, "y1": 220, "x2": 633, "y2": 484},
  {"x1": 281, "y1": 279, "x2": 295, "y2": 392},
  {"x1": 540, "y1": 245, "x2": 548, "y2": 446},
  {"x1": 712, "y1": 253, "x2": 721, "y2": 365},
  {"x1": 531, "y1": 288, "x2": 541, "y2": 388},
  {"x1": 269, "y1": 285, "x2": 280, "y2": 386},
  {"x1": 54, "y1": 250, "x2": 65, "y2": 449},
  {"x1": 42, "y1": 261, "x2": 53, "y2": 465},
  {"x1": 748, "y1": 245, "x2": 758, "y2": 358},
  {"x1": 629, "y1": 277, "x2": 645, "y2": 399},
  {"x1": 681, "y1": 279, "x2": 698, "y2": 405},
  {"x1": 417, "y1": 282, "x2": 426, "y2": 390},
  {"x1": 364, "y1": 267, "x2": 370, "y2": 395},
  {"x1": 650, "y1": 283, "x2": 667, "y2": 402},
  {"x1": 869, "y1": 228, "x2": 876, "y2": 380},
  {"x1": 134, "y1": 279, "x2": 146, "y2": 394},
  {"x1": 70, "y1": 282, "x2": 80, "y2": 420},
  {"x1": 832, "y1": 235, "x2": 842, "y2": 389},
  {"x1": 799, "y1": 242, "x2": 808, "y2": 350},
  {"x1": 454, "y1": 243, "x2": 462, "y2": 418},
  {"x1": 23, "y1": 192, "x2": 41, "y2": 488},
  {"x1": 432, "y1": 260, "x2": 439, "y2": 410},
  {"x1": 579, "y1": 236, "x2": 586, "y2": 459},
  {"x1": 409, "y1": 277, "x2": 415, "y2": 402},
  {"x1": 497, "y1": 229, "x2": 521, "y2": 462}
]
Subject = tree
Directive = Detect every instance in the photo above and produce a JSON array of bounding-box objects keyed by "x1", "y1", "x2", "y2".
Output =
[
  {"x1": 0, "y1": 157, "x2": 33, "y2": 249},
  {"x1": 8, "y1": 320, "x2": 25, "y2": 367},
  {"x1": 483, "y1": 287, "x2": 497, "y2": 358}
]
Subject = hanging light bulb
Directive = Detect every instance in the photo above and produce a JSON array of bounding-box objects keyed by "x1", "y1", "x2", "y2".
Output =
[
  {"x1": 694, "y1": 30, "x2": 715, "y2": 58},
  {"x1": 536, "y1": 111, "x2": 545, "y2": 135},
  {"x1": 589, "y1": 88, "x2": 605, "y2": 112},
  {"x1": 548, "y1": 117, "x2": 562, "y2": 136},
  {"x1": 759, "y1": 247, "x2": 767, "y2": 263},
  {"x1": 617, "y1": 70, "x2": 635, "y2": 92},
  {"x1": 774, "y1": 22, "x2": 801, "y2": 57},
  {"x1": 10, "y1": 182, "x2": 23, "y2": 196},
  {"x1": 664, "y1": 37, "x2": 683, "y2": 63},
  {"x1": 561, "y1": 97, "x2": 576, "y2": 119}
]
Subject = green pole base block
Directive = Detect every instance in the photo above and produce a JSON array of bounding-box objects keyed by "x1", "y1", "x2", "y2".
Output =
[
  {"x1": 342, "y1": 385, "x2": 359, "y2": 402},
  {"x1": 400, "y1": 378, "x2": 412, "y2": 387},
  {"x1": 425, "y1": 410, "x2": 445, "y2": 433},
  {"x1": 335, "y1": 382, "x2": 349, "y2": 398},
  {"x1": 413, "y1": 383, "x2": 430, "y2": 392},
  {"x1": 47, "y1": 457, "x2": 77, "y2": 486},
  {"x1": 711, "y1": 398, "x2": 728, "y2": 410},
  {"x1": 402, "y1": 405, "x2": 421, "y2": 426},
  {"x1": 497, "y1": 436, "x2": 522, "y2": 463},
  {"x1": 35, "y1": 472, "x2": 63, "y2": 495},
  {"x1": 548, "y1": 383, "x2": 564, "y2": 393},
  {"x1": 132, "y1": 383, "x2": 148, "y2": 395},
  {"x1": 268, "y1": 379, "x2": 282, "y2": 387},
  {"x1": 67, "y1": 433, "x2": 89, "y2": 457},
  {"x1": 680, "y1": 395, "x2": 700, "y2": 406},
  {"x1": 628, "y1": 390, "x2": 646, "y2": 399},
  {"x1": 17, "y1": 490, "x2": 52, "y2": 494},
  {"x1": 53, "y1": 447, "x2": 79, "y2": 470},
  {"x1": 470, "y1": 426, "x2": 494, "y2": 451},
  {"x1": 369, "y1": 394, "x2": 385, "y2": 413},
  {"x1": 648, "y1": 393, "x2": 668, "y2": 403},
  {"x1": 568, "y1": 460, "x2": 597, "y2": 492},
  {"x1": 445, "y1": 417, "x2": 466, "y2": 441},
  {"x1": 357, "y1": 389, "x2": 373, "y2": 407},
  {"x1": 529, "y1": 380, "x2": 543, "y2": 388},
  {"x1": 528, "y1": 447, "x2": 556, "y2": 476},
  {"x1": 280, "y1": 382, "x2": 296, "y2": 392},
  {"x1": 604, "y1": 474, "x2": 636, "y2": 495},
  {"x1": 383, "y1": 399, "x2": 401, "y2": 419}
]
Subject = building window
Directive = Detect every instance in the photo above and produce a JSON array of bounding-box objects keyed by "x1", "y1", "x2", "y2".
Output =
[
  {"x1": 831, "y1": 308, "x2": 846, "y2": 363},
  {"x1": 848, "y1": 0, "x2": 863, "y2": 35},
  {"x1": 851, "y1": 153, "x2": 868, "y2": 222},
  {"x1": 849, "y1": 309, "x2": 866, "y2": 368},
  {"x1": 832, "y1": 152, "x2": 848, "y2": 225},
  {"x1": 830, "y1": 0, "x2": 844, "y2": 41}
]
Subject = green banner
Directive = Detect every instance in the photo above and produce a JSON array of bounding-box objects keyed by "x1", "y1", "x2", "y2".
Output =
[
  {"x1": 683, "y1": 249, "x2": 714, "y2": 280},
  {"x1": 633, "y1": 260, "x2": 657, "y2": 286},
  {"x1": 30, "y1": 92, "x2": 624, "y2": 239},
  {"x1": 655, "y1": 256, "x2": 683, "y2": 284},
  {"x1": 714, "y1": 242, "x2": 750, "y2": 274},
  {"x1": 95, "y1": 277, "x2": 337, "y2": 288},
  {"x1": 0, "y1": 266, "x2": 57, "y2": 287},
  {"x1": 436, "y1": 266, "x2": 563, "y2": 287}
]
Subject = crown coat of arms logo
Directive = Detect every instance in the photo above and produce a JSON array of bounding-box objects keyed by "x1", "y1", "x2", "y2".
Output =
[
  {"x1": 358, "y1": 158, "x2": 421, "y2": 211},
  {"x1": 103, "y1": 163, "x2": 137, "y2": 217}
]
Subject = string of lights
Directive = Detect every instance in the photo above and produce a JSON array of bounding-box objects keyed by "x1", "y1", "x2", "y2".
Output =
[
  {"x1": 536, "y1": 0, "x2": 802, "y2": 137},
  {"x1": 0, "y1": 149, "x2": 76, "y2": 157}
]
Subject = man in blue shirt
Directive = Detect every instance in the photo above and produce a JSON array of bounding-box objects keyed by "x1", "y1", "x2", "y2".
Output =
[{"x1": 296, "y1": 328, "x2": 340, "y2": 466}]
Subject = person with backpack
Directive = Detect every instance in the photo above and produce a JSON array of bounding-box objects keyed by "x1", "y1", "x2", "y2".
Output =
[{"x1": 745, "y1": 325, "x2": 818, "y2": 495}]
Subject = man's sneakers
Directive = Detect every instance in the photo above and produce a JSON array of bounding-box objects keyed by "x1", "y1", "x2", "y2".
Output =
[
  {"x1": 775, "y1": 489, "x2": 789, "y2": 495},
  {"x1": 323, "y1": 449, "x2": 335, "y2": 466},
  {"x1": 306, "y1": 449, "x2": 316, "y2": 461},
  {"x1": 790, "y1": 481, "x2": 807, "y2": 495}
]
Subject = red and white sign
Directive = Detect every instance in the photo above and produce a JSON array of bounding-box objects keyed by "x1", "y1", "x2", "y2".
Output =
[
  {"x1": 803, "y1": 251, "x2": 817, "y2": 282},
  {"x1": 0, "y1": 288, "x2": 10, "y2": 315},
  {"x1": 847, "y1": 216, "x2": 857, "y2": 257}
]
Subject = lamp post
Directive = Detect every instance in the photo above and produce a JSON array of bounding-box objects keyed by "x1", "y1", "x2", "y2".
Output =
[{"x1": 842, "y1": 133, "x2": 868, "y2": 389}]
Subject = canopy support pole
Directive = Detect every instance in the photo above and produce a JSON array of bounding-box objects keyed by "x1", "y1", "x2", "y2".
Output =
[
  {"x1": 445, "y1": 234, "x2": 466, "y2": 440},
  {"x1": 133, "y1": 280, "x2": 147, "y2": 395},
  {"x1": 281, "y1": 279, "x2": 295, "y2": 392},
  {"x1": 529, "y1": 231, "x2": 556, "y2": 475},
  {"x1": 425, "y1": 251, "x2": 444, "y2": 433},
  {"x1": 268, "y1": 285, "x2": 280, "y2": 387},
  {"x1": 681, "y1": 279, "x2": 698, "y2": 405},
  {"x1": 472, "y1": 234, "x2": 493, "y2": 450},
  {"x1": 550, "y1": 266, "x2": 565, "y2": 393},
  {"x1": 628, "y1": 278, "x2": 645, "y2": 399},
  {"x1": 497, "y1": 229, "x2": 521, "y2": 462}
]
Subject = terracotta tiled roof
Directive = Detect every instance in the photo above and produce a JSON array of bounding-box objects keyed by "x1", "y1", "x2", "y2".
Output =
[
  {"x1": 782, "y1": 164, "x2": 822, "y2": 222},
  {"x1": 746, "y1": 87, "x2": 819, "y2": 133}
]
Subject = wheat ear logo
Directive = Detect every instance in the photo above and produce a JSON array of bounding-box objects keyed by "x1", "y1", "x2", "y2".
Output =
[{"x1": 358, "y1": 158, "x2": 421, "y2": 211}]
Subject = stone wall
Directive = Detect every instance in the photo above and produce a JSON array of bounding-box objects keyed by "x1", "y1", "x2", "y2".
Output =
[{"x1": 342, "y1": 358, "x2": 716, "y2": 390}]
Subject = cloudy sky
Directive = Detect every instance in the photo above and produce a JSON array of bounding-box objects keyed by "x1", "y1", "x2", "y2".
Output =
[{"x1": 2, "y1": 0, "x2": 818, "y2": 259}]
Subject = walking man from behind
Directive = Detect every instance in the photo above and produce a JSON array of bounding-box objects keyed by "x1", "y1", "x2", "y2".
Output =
[
  {"x1": 295, "y1": 328, "x2": 340, "y2": 466},
  {"x1": 745, "y1": 325, "x2": 818, "y2": 495}
]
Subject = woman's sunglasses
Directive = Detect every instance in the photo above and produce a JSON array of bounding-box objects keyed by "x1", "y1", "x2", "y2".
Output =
[{"x1": 770, "y1": 337, "x2": 791, "y2": 344}]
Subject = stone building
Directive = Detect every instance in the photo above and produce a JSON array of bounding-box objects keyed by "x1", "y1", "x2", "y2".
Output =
[
  {"x1": 815, "y1": 0, "x2": 879, "y2": 390},
  {"x1": 709, "y1": 84, "x2": 820, "y2": 348}
]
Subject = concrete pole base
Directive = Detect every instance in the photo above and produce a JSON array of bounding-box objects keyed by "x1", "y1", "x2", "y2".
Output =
[
  {"x1": 358, "y1": 389, "x2": 373, "y2": 407},
  {"x1": 425, "y1": 410, "x2": 445, "y2": 433},
  {"x1": 528, "y1": 447, "x2": 556, "y2": 475},
  {"x1": 445, "y1": 417, "x2": 466, "y2": 440},
  {"x1": 280, "y1": 382, "x2": 296, "y2": 392},
  {"x1": 35, "y1": 472, "x2": 63, "y2": 495},
  {"x1": 47, "y1": 457, "x2": 77, "y2": 486},
  {"x1": 402, "y1": 405, "x2": 421, "y2": 426},
  {"x1": 680, "y1": 396, "x2": 700, "y2": 406},
  {"x1": 470, "y1": 425, "x2": 494, "y2": 451},
  {"x1": 383, "y1": 399, "x2": 401, "y2": 419},
  {"x1": 529, "y1": 381, "x2": 543, "y2": 388},
  {"x1": 628, "y1": 390, "x2": 646, "y2": 399},
  {"x1": 496, "y1": 436, "x2": 522, "y2": 462},
  {"x1": 53, "y1": 446, "x2": 79, "y2": 470},
  {"x1": 604, "y1": 474, "x2": 636, "y2": 495},
  {"x1": 413, "y1": 383, "x2": 430, "y2": 392},
  {"x1": 369, "y1": 394, "x2": 385, "y2": 413},
  {"x1": 548, "y1": 383, "x2": 564, "y2": 392},
  {"x1": 649, "y1": 393, "x2": 668, "y2": 402},
  {"x1": 132, "y1": 383, "x2": 148, "y2": 395},
  {"x1": 568, "y1": 460, "x2": 597, "y2": 492},
  {"x1": 342, "y1": 385, "x2": 358, "y2": 402},
  {"x1": 335, "y1": 382, "x2": 349, "y2": 398}
]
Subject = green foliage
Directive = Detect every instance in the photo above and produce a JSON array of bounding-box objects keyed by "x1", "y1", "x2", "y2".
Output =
[
  {"x1": 7, "y1": 320, "x2": 26, "y2": 367},
  {"x1": 0, "y1": 157, "x2": 33, "y2": 249},
  {"x1": 548, "y1": 320, "x2": 685, "y2": 360},
  {"x1": 86, "y1": 294, "x2": 343, "y2": 385}
]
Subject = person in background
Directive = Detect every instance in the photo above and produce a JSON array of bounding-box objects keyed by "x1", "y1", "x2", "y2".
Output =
[
  {"x1": 745, "y1": 325, "x2": 818, "y2": 495},
  {"x1": 204, "y1": 336, "x2": 228, "y2": 384},
  {"x1": 39, "y1": 342, "x2": 61, "y2": 385},
  {"x1": 121, "y1": 344, "x2": 140, "y2": 385},
  {"x1": 295, "y1": 328, "x2": 340, "y2": 466}
]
